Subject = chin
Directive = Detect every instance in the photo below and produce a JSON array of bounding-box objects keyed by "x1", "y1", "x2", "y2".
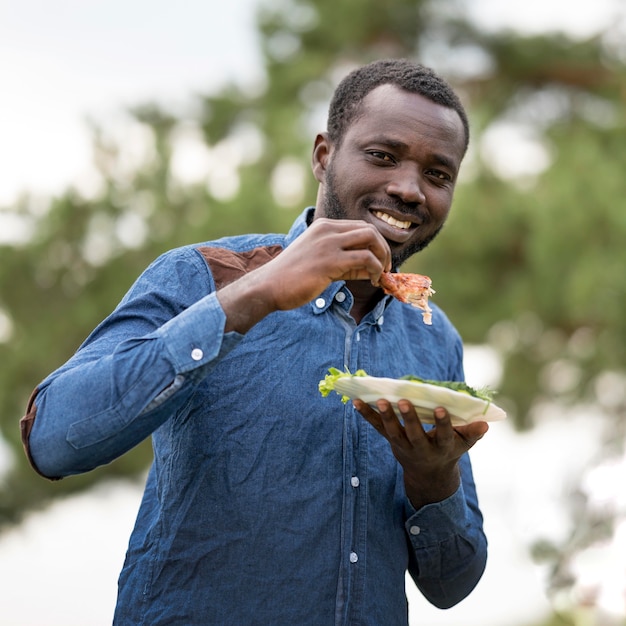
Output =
[{"x1": 391, "y1": 230, "x2": 441, "y2": 267}]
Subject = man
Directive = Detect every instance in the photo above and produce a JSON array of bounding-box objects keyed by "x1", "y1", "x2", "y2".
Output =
[{"x1": 21, "y1": 59, "x2": 489, "y2": 625}]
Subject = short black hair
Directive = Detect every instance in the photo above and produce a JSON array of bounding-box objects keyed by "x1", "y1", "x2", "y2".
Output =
[{"x1": 327, "y1": 58, "x2": 469, "y2": 153}]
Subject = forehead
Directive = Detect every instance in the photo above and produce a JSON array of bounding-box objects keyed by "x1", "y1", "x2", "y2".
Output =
[{"x1": 345, "y1": 84, "x2": 466, "y2": 158}]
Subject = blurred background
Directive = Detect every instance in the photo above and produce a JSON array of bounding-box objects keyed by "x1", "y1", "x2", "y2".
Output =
[{"x1": 1, "y1": 0, "x2": 625, "y2": 624}]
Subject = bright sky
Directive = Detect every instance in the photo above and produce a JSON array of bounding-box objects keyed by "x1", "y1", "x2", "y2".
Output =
[
  {"x1": 0, "y1": 0, "x2": 262, "y2": 207},
  {"x1": 467, "y1": 0, "x2": 624, "y2": 36},
  {"x1": 1, "y1": 0, "x2": 624, "y2": 209}
]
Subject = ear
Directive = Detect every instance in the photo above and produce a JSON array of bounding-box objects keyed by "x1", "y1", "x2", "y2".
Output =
[{"x1": 311, "y1": 132, "x2": 332, "y2": 183}]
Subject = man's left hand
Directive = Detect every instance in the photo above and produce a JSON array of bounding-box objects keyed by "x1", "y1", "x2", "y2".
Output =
[{"x1": 353, "y1": 399, "x2": 488, "y2": 510}]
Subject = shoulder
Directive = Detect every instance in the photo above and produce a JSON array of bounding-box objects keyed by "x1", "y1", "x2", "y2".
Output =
[
  {"x1": 132, "y1": 231, "x2": 287, "y2": 296},
  {"x1": 148, "y1": 231, "x2": 284, "y2": 271},
  {"x1": 145, "y1": 208, "x2": 310, "y2": 282},
  {"x1": 193, "y1": 233, "x2": 286, "y2": 290}
]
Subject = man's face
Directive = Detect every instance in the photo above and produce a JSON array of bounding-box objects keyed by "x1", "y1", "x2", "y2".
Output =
[{"x1": 313, "y1": 84, "x2": 466, "y2": 267}]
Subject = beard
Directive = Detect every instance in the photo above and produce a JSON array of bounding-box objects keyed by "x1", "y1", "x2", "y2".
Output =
[{"x1": 320, "y1": 163, "x2": 444, "y2": 268}]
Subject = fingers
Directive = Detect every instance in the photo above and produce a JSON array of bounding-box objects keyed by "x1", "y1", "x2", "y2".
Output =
[
  {"x1": 354, "y1": 399, "x2": 487, "y2": 455},
  {"x1": 254, "y1": 218, "x2": 391, "y2": 311},
  {"x1": 310, "y1": 218, "x2": 392, "y2": 277},
  {"x1": 353, "y1": 398, "x2": 426, "y2": 448},
  {"x1": 431, "y1": 406, "x2": 489, "y2": 451},
  {"x1": 448, "y1": 409, "x2": 489, "y2": 450},
  {"x1": 352, "y1": 399, "x2": 389, "y2": 436},
  {"x1": 261, "y1": 218, "x2": 392, "y2": 309}
]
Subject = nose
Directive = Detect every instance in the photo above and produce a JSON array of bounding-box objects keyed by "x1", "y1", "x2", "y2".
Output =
[{"x1": 385, "y1": 167, "x2": 425, "y2": 205}]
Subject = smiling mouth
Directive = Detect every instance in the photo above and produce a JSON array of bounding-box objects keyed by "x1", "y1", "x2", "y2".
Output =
[{"x1": 372, "y1": 210, "x2": 413, "y2": 230}]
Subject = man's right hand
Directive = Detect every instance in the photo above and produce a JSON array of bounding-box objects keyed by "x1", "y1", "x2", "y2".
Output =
[{"x1": 217, "y1": 218, "x2": 391, "y2": 334}]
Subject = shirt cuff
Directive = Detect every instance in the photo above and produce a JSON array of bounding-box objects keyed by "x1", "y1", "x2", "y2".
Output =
[
  {"x1": 404, "y1": 483, "x2": 469, "y2": 547},
  {"x1": 156, "y1": 291, "x2": 242, "y2": 375}
]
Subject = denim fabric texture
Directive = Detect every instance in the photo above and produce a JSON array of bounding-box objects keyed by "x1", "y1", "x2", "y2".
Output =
[{"x1": 28, "y1": 208, "x2": 487, "y2": 625}]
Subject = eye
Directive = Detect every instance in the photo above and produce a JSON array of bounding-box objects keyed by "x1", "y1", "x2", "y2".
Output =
[
  {"x1": 367, "y1": 150, "x2": 395, "y2": 164},
  {"x1": 426, "y1": 169, "x2": 452, "y2": 183}
]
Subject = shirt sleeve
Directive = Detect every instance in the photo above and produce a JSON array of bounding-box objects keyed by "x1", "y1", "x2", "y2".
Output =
[
  {"x1": 26, "y1": 247, "x2": 243, "y2": 479},
  {"x1": 404, "y1": 452, "x2": 488, "y2": 608}
]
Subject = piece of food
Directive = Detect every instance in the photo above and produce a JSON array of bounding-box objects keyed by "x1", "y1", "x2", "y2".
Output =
[
  {"x1": 319, "y1": 368, "x2": 369, "y2": 403},
  {"x1": 319, "y1": 368, "x2": 506, "y2": 426},
  {"x1": 378, "y1": 272, "x2": 434, "y2": 324},
  {"x1": 319, "y1": 368, "x2": 494, "y2": 403},
  {"x1": 398, "y1": 374, "x2": 495, "y2": 403}
]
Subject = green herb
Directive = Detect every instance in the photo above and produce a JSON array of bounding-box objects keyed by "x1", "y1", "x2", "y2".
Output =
[{"x1": 399, "y1": 375, "x2": 496, "y2": 403}]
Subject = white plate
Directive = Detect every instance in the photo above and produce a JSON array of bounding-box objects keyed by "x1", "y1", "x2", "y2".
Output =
[{"x1": 332, "y1": 376, "x2": 507, "y2": 426}]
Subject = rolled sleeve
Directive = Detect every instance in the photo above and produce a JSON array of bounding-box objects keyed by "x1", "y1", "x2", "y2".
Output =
[
  {"x1": 158, "y1": 292, "x2": 230, "y2": 374},
  {"x1": 404, "y1": 470, "x2": 487, "y2": 608}
]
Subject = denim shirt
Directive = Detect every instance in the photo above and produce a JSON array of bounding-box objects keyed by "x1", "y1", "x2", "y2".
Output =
[{"x1": 24, "y1": 208, "x2": 487, "y2": 625}]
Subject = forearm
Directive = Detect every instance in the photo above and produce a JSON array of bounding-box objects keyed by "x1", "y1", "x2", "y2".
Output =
[
  {"x1": 30, "y1": 342, "x2": 186, "y2": 477},
  {"x1": 404, "y1": 463, "x2": 460, "y2": 511},
  {"x1": 217, "y1": 269, "x2": 278, "y2": 335},
  {"x1": 406, "y1": 458, "x2": 487, "y2": 608},
  {"x1": 26, "y1": 291, "x2": 239, "y2": 478}
]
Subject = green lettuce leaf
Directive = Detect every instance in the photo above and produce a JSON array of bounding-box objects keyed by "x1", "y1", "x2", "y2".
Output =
[
  {"x1": 398, "y1": 374, "x2": 496, "y2": 403},
  {"x1": 318, "y1": 367, "x2": 367, "y2": 403}
]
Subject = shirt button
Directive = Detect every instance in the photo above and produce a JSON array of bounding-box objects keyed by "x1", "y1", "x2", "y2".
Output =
[
  {"x1": 315, "y1": 297, "x2": 326, "y2": 309},
  {"x1": 335, "y1": 291, "x2": 346, "y2": 303},
  {"x1": 409, "y1": 525, "x2": 421, "y2": 536},
  {"x1": 350, "y1": 476, "x2": 360, "y2": 488},
  {"x1": 191, "y1": 348, "x2": 204, "y2": 361},
  {"x1": 349, "y1": 552, "x2": 359, "y2": 563},
  {"x1": 377, "y1": 315, "x2": 384, "y2": 326}
]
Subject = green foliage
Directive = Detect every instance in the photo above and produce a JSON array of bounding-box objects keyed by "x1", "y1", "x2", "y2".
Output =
[{"x1": 1, "y1": 3, "x2": 625, "y2": 615}]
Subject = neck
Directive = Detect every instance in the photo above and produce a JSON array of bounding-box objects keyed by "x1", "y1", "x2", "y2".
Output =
[{"x1": 345, "y1": 280, "x2": 385, "y2": 324}]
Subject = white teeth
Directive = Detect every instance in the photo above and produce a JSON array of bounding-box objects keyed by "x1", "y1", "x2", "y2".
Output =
[{"x1": 373, "y1": 210, "x2": 412, "y2": 230}]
